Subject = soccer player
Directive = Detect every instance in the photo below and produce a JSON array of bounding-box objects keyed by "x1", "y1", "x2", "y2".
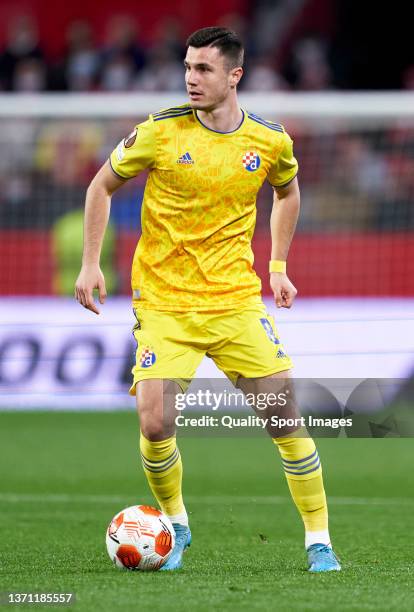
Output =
[{"x1": 75, "y1": 27, "x2": 341, "y2": 573}]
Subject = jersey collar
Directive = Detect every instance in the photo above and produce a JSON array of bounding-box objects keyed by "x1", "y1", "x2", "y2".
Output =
[{"x1": 194, "y1": 108, "x2": 245, "y2": 135}]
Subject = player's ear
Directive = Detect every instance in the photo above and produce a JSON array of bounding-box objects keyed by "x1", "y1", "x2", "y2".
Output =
[{"x1": 229, "y1": 66, "x2": 243, "y2": 88}]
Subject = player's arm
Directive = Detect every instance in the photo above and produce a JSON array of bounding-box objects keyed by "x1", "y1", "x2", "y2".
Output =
[
  {"x1": 76, "y1": 117, "x2": 156, "y2": 314},
  {"x1": 270, "y1": 177, "x2": 300, "y2": 308},
  {"x1": 75, "y1": 162, "x2": 126, "y2": 314}
]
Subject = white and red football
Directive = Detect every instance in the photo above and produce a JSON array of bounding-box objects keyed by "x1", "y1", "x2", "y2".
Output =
[{"x1": 106, "y1": 505, "x2": 175, "y2": 571}]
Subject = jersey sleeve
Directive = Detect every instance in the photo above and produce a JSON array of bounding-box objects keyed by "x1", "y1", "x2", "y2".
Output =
[
  {"x1": 267, "y1": 130, "x2": 298, "y2": 187},
  {"x1": 109, "y1": 116, "x2": 156, "y2": 179}
]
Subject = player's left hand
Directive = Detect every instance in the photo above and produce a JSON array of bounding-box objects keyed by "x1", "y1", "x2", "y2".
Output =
[{"x1": 270, "y1": 272, "x2": 297, "y2": 308}]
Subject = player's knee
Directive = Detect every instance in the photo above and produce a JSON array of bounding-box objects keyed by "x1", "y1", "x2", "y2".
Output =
[
  {"x1": 140, "y1": 418, "x2": 166, "y2": 441},
  {"x1": 137, "y1": 399, "x2": 170, "y2": 441},
  {"x1": 137, "y1": 402, "x2": 161, "y2": 439},
  {"x1": 135, "y1": 380, "x2": 177, "y2": 440}
]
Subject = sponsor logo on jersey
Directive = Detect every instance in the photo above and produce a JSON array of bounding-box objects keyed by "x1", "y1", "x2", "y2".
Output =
[
  {"x1": 124, "y1": 128, "x2": 137, "y2": 148},
  {"x1": 260, "y1": 318, "x2": 279, "y2": 344},
  {"x1": 276, "y1": 349, "x2": 286, "y2": 359},
  {"x1": 242, "y1": 151, "x2": 261, "y2": 172},
  {"x1": 140, "y1": 347, "x2": 156, "y2": 368},
  {"x1": 177, "y1": 152, "x2": 194, "y2": 164}
]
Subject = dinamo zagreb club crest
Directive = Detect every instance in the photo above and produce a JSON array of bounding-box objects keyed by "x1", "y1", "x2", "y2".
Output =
[
  {"x1": 140, "y1": 347, "x2": 156, "y2": 368},
  {"x1": 242, "y1": 151, "x2": 261, "y2": 172}
]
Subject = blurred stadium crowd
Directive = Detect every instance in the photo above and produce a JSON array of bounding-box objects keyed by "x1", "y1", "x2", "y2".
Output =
[
  {"x1": 0, "y1": 1, "x2": 413, "y2": 93},
  {"x1": 0, "y1": 11, "x2": 331, "y2": 93}
]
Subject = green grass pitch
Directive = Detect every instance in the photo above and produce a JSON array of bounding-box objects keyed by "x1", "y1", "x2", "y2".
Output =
[{"x1": 1, "y1": 412, "x2": 413, "y2": 611}]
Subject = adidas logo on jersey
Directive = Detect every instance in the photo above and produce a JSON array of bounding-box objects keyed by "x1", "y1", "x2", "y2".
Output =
[{"x1": 177, "y1": 152, "x2": 194, "y2": 164}]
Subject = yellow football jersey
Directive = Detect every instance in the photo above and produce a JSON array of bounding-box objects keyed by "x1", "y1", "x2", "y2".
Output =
[{"x1": 109, "y1": 104, "x2": 298, "y2": 311}]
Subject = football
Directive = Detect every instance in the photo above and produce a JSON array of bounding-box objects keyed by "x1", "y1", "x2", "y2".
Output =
[{"x1": 106, "y1": 505, "x2": 175, "y2": 570}]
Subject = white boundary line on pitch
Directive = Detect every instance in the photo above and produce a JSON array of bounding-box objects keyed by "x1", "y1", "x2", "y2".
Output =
[{"x1": 0, "y1": 492, "x2": 413, "y2": 506}]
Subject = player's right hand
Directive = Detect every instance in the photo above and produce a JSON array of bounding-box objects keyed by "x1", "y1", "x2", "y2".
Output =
[{"x1": 75, "y1": 264, "x2": 107, "y2": 315}]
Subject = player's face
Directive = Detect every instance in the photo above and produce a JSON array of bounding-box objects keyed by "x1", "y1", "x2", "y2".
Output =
[{"x1": 184, "y1": 46, "x2": 241, "y2": 111}]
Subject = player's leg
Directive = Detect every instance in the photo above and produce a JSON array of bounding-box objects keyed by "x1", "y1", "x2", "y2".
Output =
[
  {"x1": 238, "y1": 371, "x2": 340, "y2": 571},
  {"x1": 130, "y1": 307, "x2": 198, "y2": 527},
  {"x1": 136, "y1": 378, "x2": 192, "y2": 570},
  {"x1": 209, "y1": 304, "x2": 340, "y2": 571},
  {"x1": 136, "y1": 378, "x2": 188, "y2": 526},
  {"x1": 130, "y1": 307, "x2": 205, "y2": 569}
]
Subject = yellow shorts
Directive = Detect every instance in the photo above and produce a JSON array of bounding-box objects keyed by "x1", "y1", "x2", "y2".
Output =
[{"x1": 130, "y1": 302, "x2": 293, "y2": 394}]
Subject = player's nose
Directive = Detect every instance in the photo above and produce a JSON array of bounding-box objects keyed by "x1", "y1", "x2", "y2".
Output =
[{"x1": 186, "y1": 70, "x2": 198, "y2": 86}]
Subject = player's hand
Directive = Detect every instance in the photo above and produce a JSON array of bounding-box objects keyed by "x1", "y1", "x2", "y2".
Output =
[
  {"x1": 270, "y1": 272, "x2": 297, "y2": 309},
  {"x1": 75, "y1": 264, "x2": 107, "y2": 315}
]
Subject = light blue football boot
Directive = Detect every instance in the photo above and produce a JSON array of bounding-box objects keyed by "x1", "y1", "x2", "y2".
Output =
[
  {"x1": 160, "y1": 524, "x2": 191, "y2": 571},
  {"x1": 307, "y1": 543, "x2": 341, "y2": 572}
]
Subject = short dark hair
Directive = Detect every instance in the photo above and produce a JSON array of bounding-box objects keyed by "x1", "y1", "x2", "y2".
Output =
[{"x1": 186, "y1": 27, "x2": 244, "y2": 68}]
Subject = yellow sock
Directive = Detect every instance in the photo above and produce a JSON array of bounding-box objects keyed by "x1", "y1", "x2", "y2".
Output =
[
  {"x1": 273, "y1": 434, "x2": 330, "y2": 547},
  {"x1": 140, "y1": 432, "x2": 188, "y2": 526}
]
